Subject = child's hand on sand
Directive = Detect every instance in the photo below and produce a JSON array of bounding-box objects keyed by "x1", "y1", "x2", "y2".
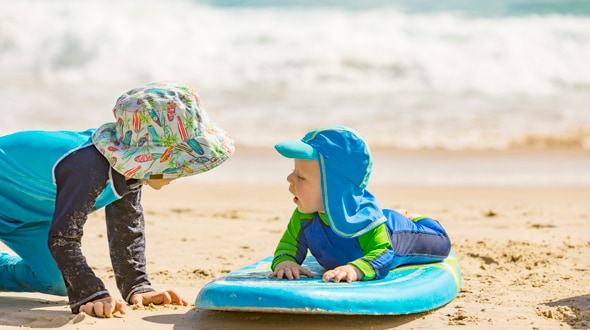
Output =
[
  {"x1": 79, "y1": 290, "x2": 188, "y2": 318},
  {"x1": 269, "y1": 260, "x2": 314, "y2": 279},
  {"x1": 322, "y1": 264, "x2": 363, "y2": 283},
  {"x1": 79, "y1": 296, "x2": 126, "y2": 318},
  {"x1": 130, "y1": 290, "x2": 188, "y2": 307}
]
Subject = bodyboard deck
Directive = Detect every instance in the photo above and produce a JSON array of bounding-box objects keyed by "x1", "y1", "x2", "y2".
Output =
[{"x1": 196, "y1": 252, "x2": 461, "y2": 315}]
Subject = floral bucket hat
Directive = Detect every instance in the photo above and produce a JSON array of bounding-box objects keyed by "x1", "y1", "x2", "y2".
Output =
[{"x1": 92, "y1": 81, "x2": 235, "y2": 179}]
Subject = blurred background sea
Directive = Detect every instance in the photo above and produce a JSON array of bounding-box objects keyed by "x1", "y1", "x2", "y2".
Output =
[{"x1": 1, "y1": 0, "x2": 589, "y2": 185}]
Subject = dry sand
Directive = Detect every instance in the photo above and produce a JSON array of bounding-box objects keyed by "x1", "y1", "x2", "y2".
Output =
[{"x1": 1, "y1": 150, "x2": 589, "y2": 329}]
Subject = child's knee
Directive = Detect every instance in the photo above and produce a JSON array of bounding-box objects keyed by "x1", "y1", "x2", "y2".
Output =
[
  {"x1": 48, "y1": 282, "x2": 67, "y2": 296},
  {"x1": 35, "y1": 266, "x2": 67, "y2": 296},
  {"x1": 38, "y1": 276, "x2": 67, "y2": 296}
]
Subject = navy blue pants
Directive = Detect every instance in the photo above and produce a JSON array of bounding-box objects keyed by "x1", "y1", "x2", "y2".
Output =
[{"x1": 385, "y1": 209, "x2": 451, "y2": 269}]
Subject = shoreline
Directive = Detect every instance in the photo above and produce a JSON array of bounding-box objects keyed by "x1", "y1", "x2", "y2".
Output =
[{"x1": 190, "y1": 146, "x2": 590, "y2": 187}]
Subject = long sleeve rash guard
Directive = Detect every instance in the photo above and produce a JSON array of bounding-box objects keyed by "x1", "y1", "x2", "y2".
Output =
[
  {"x1": 272, "y1": 210, "x2": 393, "y2": 280},
  {"x1": 0, "y1": 129, "x2": 154, "y2": 313},
  {"x1": 50, "y1": 142, "x2": 155, "y2": 313},
  {"x1": 271, "y1": 209, "x2": 451, "y2": 281}
]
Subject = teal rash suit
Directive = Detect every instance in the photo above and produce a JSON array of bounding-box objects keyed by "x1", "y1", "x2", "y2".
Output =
[
  {"x1": 272, "y1": 209, "x2": 451, "y2": 280},
  {"x1": 0, "y1": 130, "x2": 154, "y2": 313}
]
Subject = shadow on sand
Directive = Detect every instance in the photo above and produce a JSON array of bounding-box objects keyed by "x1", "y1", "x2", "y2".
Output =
[{"x1": 142, "y1": 308, "x2": 427, "y2": 330}]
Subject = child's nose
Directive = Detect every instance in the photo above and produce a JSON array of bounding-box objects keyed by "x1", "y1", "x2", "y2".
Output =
[{"x1": 286, "y1": 173, "x2": 295, "y2": 183}]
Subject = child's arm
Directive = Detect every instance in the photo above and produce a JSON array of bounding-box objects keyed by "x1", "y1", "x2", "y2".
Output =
[
  {"x1": 100, "y1": 181, "x2": 195, "y2": 319},
  {"x1": 105, "y1": 184, "x2": 189, "y2": 308},
  {"x1": 79, "y1": 183, "x2": 188, "y2": 317},
  {"x1": 269, "y1": 210, "x2": 313, "y2": 279},
  {"x1": 323, "y1": 223, "x2": 394, "y2": 282},
  {"x1": 49, "y1": 149, "x2": 184, "y2": 316},
  {"x1": 104, "y1": 188, "x2": 156, "y2": 302},
  {"x1": 48, "y1": 152, "x2": 114, "y2": 314}
]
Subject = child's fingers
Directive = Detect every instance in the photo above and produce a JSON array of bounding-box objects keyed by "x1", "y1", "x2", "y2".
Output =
[
  {"x1": 166, "y1": 290, "x2": 188, "y2": 306},
  {"x1": 131, "y1": 290, "x2": 186, "y2": 306},
  {"x1": 131, "y1": 294, "x2": 143, "y2": 305},
  {"x1": 96, "y1": 301, "x2": 110, "y2": 317},
  {"x1": 322, "y1": 268, "x2": 355, "y2": 283},
  {"x1": 270, "y1": 265, "x2": 313, "y2": 280},
  {"x1": 79, "y1": 297, "x2": 126, "y2": 318},
  {"x1": 281, "y1": 267, "x2": 299, "y2": 279},
  {"x1": 79, "y1": 302, "x2": 94, "y2": 315},
  {"x1": 154, "y1": 291, "x2": 173, "y2": 305},
  {"x1": 284, "y1": 268, "x2": 295, "y2": 280},
  {"x1": 269, "y1": 268, "x2": 287, "y2": 279},
  {"x1": 332, "y1": 271, "x2": 346, "y2": 283},
  {"x1": 81, "y1": 301, "x2": 105, "y2": 317},
  {"x1": 115, "y1": 301, "x2": 127, "y2": 315},
  {"x1": 105, "y1": 301, "x2": 118, "y2": 318},
  {"x1": 322, "y1": 270, "x2": 335, "y2": 282},
  {"x1": 345, "y1": 272, "x2": 356, "y2": 282}
]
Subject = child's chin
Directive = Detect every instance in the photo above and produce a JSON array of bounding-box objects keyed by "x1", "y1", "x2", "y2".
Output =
[
  {"x1": 296, "y1": 206, "x2": 309, "y2": 213},
  {"x1": 296, "y1": 207, "x2": 318, "y2": 214}
]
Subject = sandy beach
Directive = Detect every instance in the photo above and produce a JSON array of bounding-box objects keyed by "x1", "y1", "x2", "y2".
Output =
[
  {"x1": 2, "y1": 0, "x2": 590, "y2": 328},
  {"x1": 1, "y1": 148, "x2": 589, "y2": 330}
]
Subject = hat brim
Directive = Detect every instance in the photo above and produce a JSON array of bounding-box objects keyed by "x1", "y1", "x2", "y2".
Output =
[
  {"x1": 92, "y1": 122, "x2": 234, "y2": 179},
  {"x1": 275, "y1": 140, "x2": 317, "y2": 160}
]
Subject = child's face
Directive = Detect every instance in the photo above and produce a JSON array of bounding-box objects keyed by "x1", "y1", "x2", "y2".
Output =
[{"x1": 287, "y1": 159, "x2": 324, "y2": 214}]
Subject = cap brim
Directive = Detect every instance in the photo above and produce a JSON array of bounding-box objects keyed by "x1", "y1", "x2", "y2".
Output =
[
  {"x1": 92, "y1": 122, "x2": 235, "y2": 179},
  {"x1": 275, "y1": 140, "x2": 317, "y2": 160}
]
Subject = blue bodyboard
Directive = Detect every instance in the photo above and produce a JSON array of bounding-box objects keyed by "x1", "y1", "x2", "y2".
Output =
[{"x1": 196, "y1": 252, "x2": 461, "y2": 315}]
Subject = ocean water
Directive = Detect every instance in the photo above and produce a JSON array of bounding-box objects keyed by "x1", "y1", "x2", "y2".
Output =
[{"x1": 1, "y1": 0, "x2": 590, "y2": 152}]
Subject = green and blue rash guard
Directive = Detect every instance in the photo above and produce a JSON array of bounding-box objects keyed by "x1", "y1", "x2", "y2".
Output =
[
  {"x1": 272, "y1": 210, "x2": 392, "y2": 280},
  {"x1": 0, "y1": 129, "x2": 154, "y2": 313},
  {"x1": 271, "y1": 209, "x2": 451, "y2": 280}
]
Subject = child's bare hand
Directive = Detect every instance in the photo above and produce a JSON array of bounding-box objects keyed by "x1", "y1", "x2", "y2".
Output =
[
  {"x1": 79, "y1": 296, "x2": 126, "y2": 318},
  {"x1": 322, "y1": 265, "x2": 363, "y2": 283},
  {"x1": 269, "y1": 260, "x2": 314, "y2": 280},
  {"x1": 130, "y1": 290, "x2": 188, "y2": 307}
]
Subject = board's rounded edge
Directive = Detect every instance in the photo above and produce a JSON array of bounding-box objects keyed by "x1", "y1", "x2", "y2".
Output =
[{"x1": 196, "y1": 251, "x2": 462, "y2": 315}]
